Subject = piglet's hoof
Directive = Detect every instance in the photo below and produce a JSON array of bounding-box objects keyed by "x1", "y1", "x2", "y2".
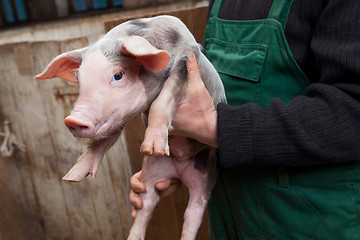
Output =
[
  {"x1": 62, "y1": 160, "x2": 95, "y2": 182},
  {"x1": 141, "y1": 127, "x2": 170, "y2": 157},
  {"x1": 62, "y1": 156, "x2": 99, "y2": 182},
  {"x1": 141, "y1": 143, "x2": 170, "y2": 157},
  {"x1": 63, "y1": 165, "x2": 89, "y2": 182}
]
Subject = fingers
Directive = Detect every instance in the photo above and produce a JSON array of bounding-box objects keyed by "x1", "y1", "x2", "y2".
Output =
[
  {"x1": 130, "y1": 189, "x2": 143, "y2": 218},
  {"x1": 155, "y1": 179, "x2": 172, "y2": 190},
  {"x1": 129, "y1": 171, "x2": 180, "y2": 218},
  {"x1": 129, "y1": 171, "x2": 145, "y2": 219},
  {"x1": 130, "y1": 171, "x2": 146, "y2": 193},
  {"x1": 131, "y1": 206, "x2": 137, "y2": 219},
  {"x1": 156, "y1": 179, "x2": 181, "y2": 198}
]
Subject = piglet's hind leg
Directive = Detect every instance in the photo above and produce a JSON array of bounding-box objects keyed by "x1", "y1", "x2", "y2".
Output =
[
  {"x1": 180, "y1": 172, "x2": 211, "y2": 240},
  {"x1": 128, "y1": 155, "x2": 177, "y2": 240},
  {"x1": 180, "y1": 149, "x2": 217, "y2": 240},
  {"x1": 127, "y1": 185, "x2": 159, "y2": 240}
]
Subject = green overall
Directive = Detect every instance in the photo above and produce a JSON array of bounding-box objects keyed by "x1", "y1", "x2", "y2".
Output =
[{"x1": 203, "y1": 0, "x2": 360, "y2": 239}]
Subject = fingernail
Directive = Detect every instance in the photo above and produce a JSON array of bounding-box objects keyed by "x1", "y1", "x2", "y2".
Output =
[{"x1": 188, "y1": 51, "x2": 195, "y2": 61}]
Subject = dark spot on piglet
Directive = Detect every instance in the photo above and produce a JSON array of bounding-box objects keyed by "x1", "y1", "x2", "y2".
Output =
[
  {"x1": 129, "y1": 19, "x2": 149, "y2": 28},
  {"x1": 168, "y1": 28, "x2": 181, "y2": 47},
  {"x1": 176, "y1": 57, "x2": 188, "y2": 82},
  {"x1": 127, "y1": 19, "x2": 149, "y2": 36}
]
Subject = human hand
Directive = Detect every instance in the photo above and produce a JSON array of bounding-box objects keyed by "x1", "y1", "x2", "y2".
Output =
[
  {"x1": 129, "y1": 170, "x2": 181, "y2": 218},
  {"x1": 171, "y1": 52, "x2": 218, "y2": 148}
]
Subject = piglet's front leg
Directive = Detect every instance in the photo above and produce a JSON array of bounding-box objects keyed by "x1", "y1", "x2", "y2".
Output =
[
  {"x1": 141, "y1": 73, "x2": 184, "y2": 157},
  {"x1": 63, "y1": 131, "x2": 121, "y2": 182}
]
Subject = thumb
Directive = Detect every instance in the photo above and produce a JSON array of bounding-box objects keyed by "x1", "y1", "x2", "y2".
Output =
[
  {"x1": 186, "y1": 52, "x2": 206, "y2": 90},
  {"x1": 186, "y1": 52, "x2": 201, "y2": 78}
]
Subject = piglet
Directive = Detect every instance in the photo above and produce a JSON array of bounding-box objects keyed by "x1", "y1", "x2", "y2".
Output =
[{"x1": 37, "y1": 15, "x2": 226, "y2": 240}]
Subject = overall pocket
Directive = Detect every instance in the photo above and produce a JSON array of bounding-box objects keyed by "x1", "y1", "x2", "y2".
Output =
[
  {"x1": 259, "y1": 164, "x2": 360, "y2": 240},
  {"x1": 264, "y1": 184, "x2": 360, "y2": 240},
  {"x1": 204, "y1": 39, "x2": 267, "y2": 106}
]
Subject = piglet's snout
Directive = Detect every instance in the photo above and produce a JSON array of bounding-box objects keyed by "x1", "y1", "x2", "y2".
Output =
[{"x1": 64, "y1": 116, "x2": 95, "y2": 138}]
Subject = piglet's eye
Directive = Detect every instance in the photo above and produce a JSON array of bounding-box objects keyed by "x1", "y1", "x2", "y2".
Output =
[{"x1": 112, "y1": 72, "x2": 124, "y2": 81}]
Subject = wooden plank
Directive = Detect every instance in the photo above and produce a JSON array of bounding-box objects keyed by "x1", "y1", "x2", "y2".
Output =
[
  {"x1": 122, "y1": 0, "x2": 153, "y2": 9},
  {"x1": 67, "y1": 0, "x2": 76, "y2": 13},
  {"x1": 35, "y1": 38, "x2": 102, "y2": 240},
  {"x1": 0, "y1": 119, "x2": 44, "y2": 240},
  {"x1": 32, "y1": 37, "x2": 134, "y2": 240},
  {"x1": 0, "y1": 2, "x2": 4, "y2": 26},
  {"x1": 22, "y1": 41, "x2": 74, "y2": 239},
  {"x1": 58, "y1": 37, "x2": 134, "y2": 240},
  {"x1": 123, "y1": 114, "x2": 146, "y2": 173},
  {"x1": 25, "y1": 0, "x2": 57, "y2": 21},
  {"x1": 0, "y1": 41, "x2": 72, "y2": 239},
  {"x1": 14, "y1": 44, "x2": 34, "y2": 75},
  {"x1": 103, "y1": 136, "x2": 134, "y2": 239},
  {"x1": 87, "y1": 0, "x2": 93, "y2": 10},
  {"x1": 0, "y1": 43, "x2": 44, "y2": 240},
  {"x1": 54, "y1": 0, "x2": 70, "y2": 17},
  {"x1": 9, "y1": 0, "x2": 17, "y2": 21}
]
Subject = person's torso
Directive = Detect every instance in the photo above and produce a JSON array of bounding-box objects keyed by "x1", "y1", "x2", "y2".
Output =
[{"x1": 209, "y1": 0, "x2": 324, "y2": 84}]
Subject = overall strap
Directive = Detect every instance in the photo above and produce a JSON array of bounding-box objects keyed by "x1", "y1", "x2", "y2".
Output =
[
  {"x1": 208, "y1": 0, "x2": 223, "y2": 19},
  {"x1": 267, "y1": 0, "x2": 294, "y2": 29}
]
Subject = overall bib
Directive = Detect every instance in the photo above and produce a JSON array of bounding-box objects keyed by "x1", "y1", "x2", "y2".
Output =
[{"x1": 203, "y1": 0, "x2": 360, "y2": 239}]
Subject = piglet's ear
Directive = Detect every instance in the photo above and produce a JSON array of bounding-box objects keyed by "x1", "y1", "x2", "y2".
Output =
[
  {"x1": 121, "y1": 36, "x2": 170, "y2": 72},
  {"x1": 36, "y1": 47, "x2": 87, "y2": 83}
]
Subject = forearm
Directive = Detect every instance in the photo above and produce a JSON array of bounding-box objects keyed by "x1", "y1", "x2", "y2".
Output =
[{"x1": 217, "y1": 83, "x2": 360, "y2": 168}]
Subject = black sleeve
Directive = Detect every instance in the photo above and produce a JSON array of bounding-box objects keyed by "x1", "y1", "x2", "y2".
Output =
[{"x1": 217, "y1": 0, "x2": 360, "y2": 168}]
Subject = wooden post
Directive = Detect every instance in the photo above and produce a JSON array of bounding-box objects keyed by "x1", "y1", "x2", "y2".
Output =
[{"x1": 24, "y1": 0, "x2": 57, "y2": 21}]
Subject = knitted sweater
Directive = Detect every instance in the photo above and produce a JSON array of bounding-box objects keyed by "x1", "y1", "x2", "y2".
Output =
[{"x1": 210, "y1": 0, "x2": 360, "y2": 167}]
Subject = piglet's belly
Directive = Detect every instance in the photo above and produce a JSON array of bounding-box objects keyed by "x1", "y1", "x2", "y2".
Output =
[{"x1": 140, "y1": 136, "x2": 212, "y2": 186}]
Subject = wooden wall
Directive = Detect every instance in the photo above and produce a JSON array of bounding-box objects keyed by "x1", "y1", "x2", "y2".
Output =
[
  {"x1": 0, "y1": 38, "x2": 133, "y2": 240},
  {"x1": 0, "y1": 5, "x2": 210, "y2": 240}
]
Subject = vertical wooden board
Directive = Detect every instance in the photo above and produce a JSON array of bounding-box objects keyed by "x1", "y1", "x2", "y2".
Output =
[
  {"x1": 188, "y1": 6, "x2": 208, "y2": 44},
  {"x1": 9, "y1": 41, "x2": 75, "y2": 240},
  {"x1": 123, "y1": 114, "x2": 146, "y2": 173},
  {"x1": 26, "y1": 0, "x2": 57, "y2": 21},
  {"x1": 1, "y1": 42, "x2": 69, "y2": 238},
  {"x1": 0, "y1": 44, "x2": 48, "y2": 240},
  {"x1": 105, "y1": 134, "x2": 134, "y2": 239},
  {"x1": 146, "y1": 195, "x2": 182, "y2": 239},
  {"x1": 0, "y1": 160, "x2": 30, "y2": 240},
  {"x1": 0, "y1": 150, "x2": 44, "y2": 240},
  {"x1": 0, "y1": 47, "x2": 25, "y2": 239},
  {"x1": 87, "y1": 155, "x2": 126, "y2": 240},
  {"x1": 34, "y1": 37, "x2": 134, "y2": 240},
  {"x1": 196, "y1": 212, "x2": 210, "y2": 240},
  {"x1": 59, "y1": 37, "x2": 133, "y2": 240},
  {"x1": 33, "y1": 39, "x2": 104, "y2": 240}
]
